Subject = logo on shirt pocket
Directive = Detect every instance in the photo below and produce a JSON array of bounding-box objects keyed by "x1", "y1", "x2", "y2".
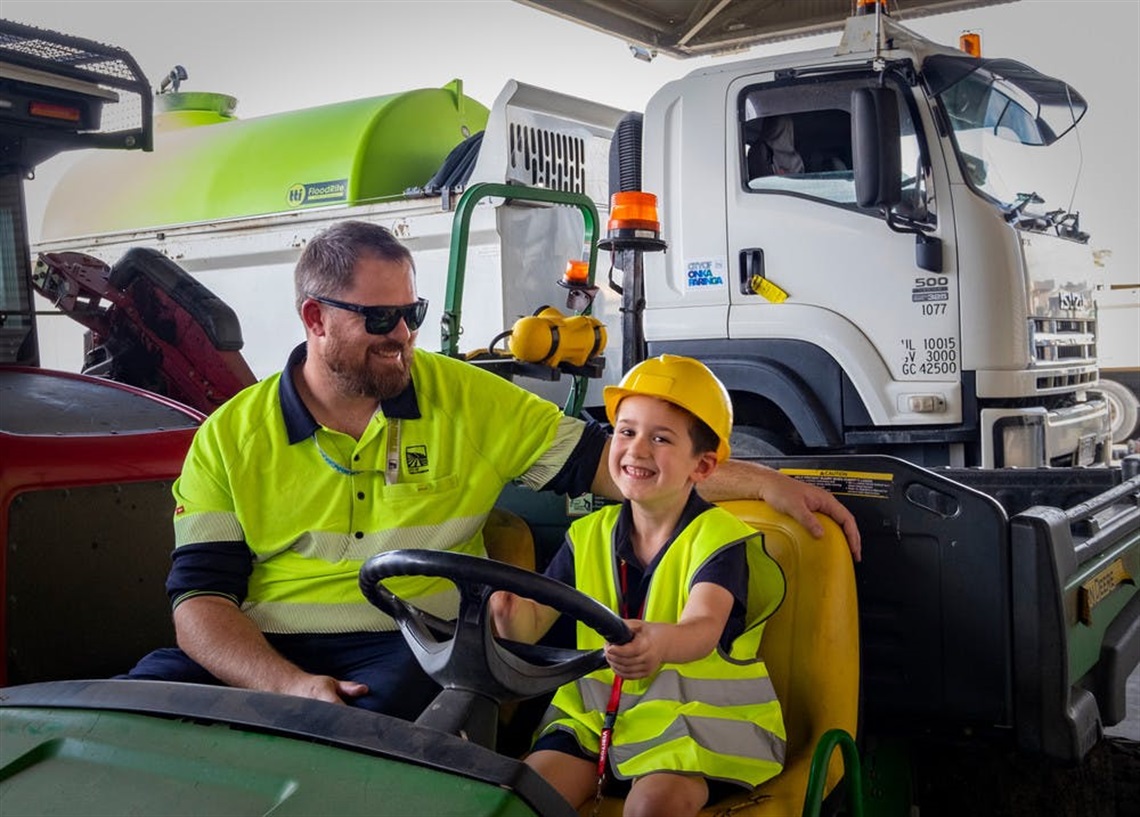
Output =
[{"x1": 405, "y1": 445, "x2": 429, "y2": 474}]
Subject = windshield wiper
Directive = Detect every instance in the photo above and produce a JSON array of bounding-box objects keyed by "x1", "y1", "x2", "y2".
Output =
[
  {"x1": 1003, "y1": 193, "x2": 1089, "y2": 242},
  {"x1": 1004, "y1": 191, "x2": 1044, "y2": 222},
  {"x1": 1052, "y1": 210, "x2": 1089, "y2": 242}
]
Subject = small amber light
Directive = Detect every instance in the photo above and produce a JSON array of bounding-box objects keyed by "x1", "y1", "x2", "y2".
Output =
[
  {"x1": 959, "y1": 32, "x2": 982, "y2": 58},
  {"x1": 855, "y1": 0, "x2": 889, "y2": 15},
  {"x1": 608, "y1": 191, "x2": 660, "y2": 233},
  {"x1": 563, "y1": 260, "x2": 590, "y2": 284}
]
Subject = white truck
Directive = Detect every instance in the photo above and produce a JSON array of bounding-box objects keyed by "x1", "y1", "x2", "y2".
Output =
[
  {"x1": 33, "y1": 6, "x2": 1112, "y2": 471},
  {"x1": 1094, "y1": 271, "x2": 1140, "y2": 446}
]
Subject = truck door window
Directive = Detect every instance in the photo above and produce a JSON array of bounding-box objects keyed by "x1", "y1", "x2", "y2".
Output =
[{"x1": 741, "y1": 77, "x2": 925, "y2": 213}]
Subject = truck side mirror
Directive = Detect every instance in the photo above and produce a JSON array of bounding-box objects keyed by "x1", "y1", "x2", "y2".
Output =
[{"x1": 852, "y1": 87, "x2": 902, "y2": 209}]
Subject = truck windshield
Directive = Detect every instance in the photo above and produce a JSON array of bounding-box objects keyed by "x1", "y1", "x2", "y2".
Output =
[{"x1": 926, "y1": 55, "x2": 1087, "y2": 211}]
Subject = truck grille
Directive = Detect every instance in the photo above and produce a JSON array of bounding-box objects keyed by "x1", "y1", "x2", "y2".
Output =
[
  {"x1": 1030, "y1": 316, "x2": 1099, "y2": 390},
  {"x1": 1036, "y1": 371, "x2": 1099, "y2": 389},
  {"x1": 508, "y1": 124, "x2": 586, "y2": 194}
]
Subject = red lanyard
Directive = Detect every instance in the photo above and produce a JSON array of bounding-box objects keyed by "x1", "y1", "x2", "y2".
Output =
[{"x1": 595, "y1": 558, "x2": 639, "y2": 803}]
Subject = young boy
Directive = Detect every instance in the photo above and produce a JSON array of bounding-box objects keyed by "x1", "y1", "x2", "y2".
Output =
[{"x1": 490, "y1": 354, "x2": 786, "y2": 817}]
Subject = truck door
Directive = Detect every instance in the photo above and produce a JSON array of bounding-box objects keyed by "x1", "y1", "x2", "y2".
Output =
[{"x1": 725, "y1": 71, "x2": 962, "y2": 436}]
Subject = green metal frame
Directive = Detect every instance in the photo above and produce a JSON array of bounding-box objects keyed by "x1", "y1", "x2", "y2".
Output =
[
  {"x1": 442, "y1": 182, "x2": 601, "y2": 417},
  {"x1": 802, "y1": 728, "x2": 864, "y2": 817},
  {"x1": 1064, "y1": 531, "x2": 1140, "y2": 684}
]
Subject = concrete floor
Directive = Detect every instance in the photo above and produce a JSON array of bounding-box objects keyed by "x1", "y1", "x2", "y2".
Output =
[{"x1": 1104, "y1": 662, "x2": 1140, "y2": 741}]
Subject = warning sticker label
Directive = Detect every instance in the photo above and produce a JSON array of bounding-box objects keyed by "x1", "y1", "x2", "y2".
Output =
[
  {"x1": 567, "y1": 493, "x2": 610, "y2": 517},
  {"x1": 779, "y1": 468, "x2": 894, "y2": 499}
]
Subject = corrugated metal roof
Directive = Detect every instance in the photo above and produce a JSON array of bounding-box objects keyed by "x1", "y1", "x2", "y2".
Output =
[{"x1": 514, "y1": 0, "x2": 1017, "y2": 57}]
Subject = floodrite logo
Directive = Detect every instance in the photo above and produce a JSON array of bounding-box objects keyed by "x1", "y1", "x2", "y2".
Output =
[
  {"x1": 405, "y1": 445, "x2": 429, "y2": 474},
  {"x1": 287, "y1": 179, "x2": 348, "y2": 207}
]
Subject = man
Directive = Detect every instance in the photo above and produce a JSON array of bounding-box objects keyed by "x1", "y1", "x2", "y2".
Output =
[{"x1": 127, "y1": 220, "x2": 860, "y2": 718}]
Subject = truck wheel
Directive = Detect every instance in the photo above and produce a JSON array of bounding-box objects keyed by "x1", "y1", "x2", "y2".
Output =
[
  {"x1": 1099, "y1": 378, "x2": 1140, "y2": 443},
  {"x1": 731, "y1": 425, "x2": 793, "y2": 457}
]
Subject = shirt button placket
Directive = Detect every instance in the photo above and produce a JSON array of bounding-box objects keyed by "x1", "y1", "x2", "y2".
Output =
[{"x1": 352, "y1": 474, "x2": 364, "y2": 539}]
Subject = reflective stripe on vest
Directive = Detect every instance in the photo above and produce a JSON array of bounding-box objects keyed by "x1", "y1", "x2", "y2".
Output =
[{"x1": 241, "y1": 517, "x2": 487, "y2": 632}]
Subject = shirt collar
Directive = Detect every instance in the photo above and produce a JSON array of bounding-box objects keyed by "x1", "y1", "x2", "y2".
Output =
[
  {"x1": 612, "y1": 488, "x2": 714, "y2": 568},
  {"x1": 280, "y1": 342, "x2": 423, "y2": 445}
]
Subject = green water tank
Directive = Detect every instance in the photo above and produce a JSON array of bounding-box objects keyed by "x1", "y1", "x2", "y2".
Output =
[{"x1": 41, "y1": 80, "x2": 488, "y2": 238}]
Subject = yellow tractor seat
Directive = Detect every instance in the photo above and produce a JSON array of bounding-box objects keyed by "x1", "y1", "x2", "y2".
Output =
[
  {"x1": 482, "y1": 506, "x2": 540, "y2": 736},
  {"x1": 582, "y1": 500, "x2": 861, "y2": 817},
  {"x1": 483, "y1": 506, "x2": 537, "y2": 571}
]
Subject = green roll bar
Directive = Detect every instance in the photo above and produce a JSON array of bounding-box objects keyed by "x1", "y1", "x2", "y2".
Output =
[
  {"x1": 442, "y1": 182, "x2": 601, "y2": 417},
  {"x1": 802, "y1": 728, "x2": 864, "y2": 817}
]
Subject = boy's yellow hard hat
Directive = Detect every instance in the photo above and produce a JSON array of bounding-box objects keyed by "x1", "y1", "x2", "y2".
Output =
[{"x1": 603, "y1": 354, "x2": 733, "y2": 462}]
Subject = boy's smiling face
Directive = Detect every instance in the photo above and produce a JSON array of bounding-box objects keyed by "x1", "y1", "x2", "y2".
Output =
[{"x1": 609, "y1": 394, "x2": 718, "y2": 510}]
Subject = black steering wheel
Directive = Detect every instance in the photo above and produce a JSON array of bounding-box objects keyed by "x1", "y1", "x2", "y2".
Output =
[{"x1": 359, "y1": 549, "x2": 632, "y2": 746}]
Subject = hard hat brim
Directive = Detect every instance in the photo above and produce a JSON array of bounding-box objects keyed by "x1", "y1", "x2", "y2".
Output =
[{"x1": 603, "y1": 384, "x2": 732, "y2": 462}]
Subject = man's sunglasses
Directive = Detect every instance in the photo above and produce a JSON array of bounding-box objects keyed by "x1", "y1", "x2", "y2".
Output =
[{"x1": 307, "y1": 294, "x2": 429, "y2": 335}]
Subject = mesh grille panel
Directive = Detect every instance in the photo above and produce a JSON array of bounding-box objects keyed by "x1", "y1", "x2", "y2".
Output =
[
  {"x1": 0, "y1": 20, "x2": 151, "y2": 141},
  {"x1": 509, "y1": 123, "x2": 587, "y2": 194}
]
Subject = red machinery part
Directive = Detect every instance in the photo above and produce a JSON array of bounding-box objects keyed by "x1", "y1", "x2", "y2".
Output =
[{"x1": 0, "y1": 366, "x2": 203, "y2": 685}]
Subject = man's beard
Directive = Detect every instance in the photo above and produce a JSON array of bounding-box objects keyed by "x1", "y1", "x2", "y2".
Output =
[{"x1": 324, "y1": 335, "x2": 414, "y2": 400}]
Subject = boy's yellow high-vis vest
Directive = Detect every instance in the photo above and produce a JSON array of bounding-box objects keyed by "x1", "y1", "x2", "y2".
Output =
[{"x1": 538, "y1": 504, "x2": 787, "y2": 788}]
